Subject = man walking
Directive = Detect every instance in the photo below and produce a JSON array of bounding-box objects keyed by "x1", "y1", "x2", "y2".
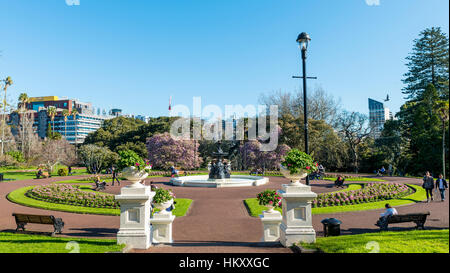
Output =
[
  {"x1": 435, "y1": 174, "x2": 448, "y2": 202},
  {"x1": 111, "y1": 166, "x2": 120, "y2": 186},
  {"x1": 423, "y1": 171, "x2": 435, "y2": 203}
]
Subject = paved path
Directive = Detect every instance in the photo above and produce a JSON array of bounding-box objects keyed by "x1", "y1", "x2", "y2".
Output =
[{"x1": 0, "y1": 175, "x2": 448, "y2": 253}]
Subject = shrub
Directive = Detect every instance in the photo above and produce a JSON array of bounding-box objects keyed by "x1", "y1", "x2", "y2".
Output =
[
  {"x1": 117, "y1": 150, "x2": 148, "y2": 171},
  {"x1": 153, "y1": 188, "x2": 175, "y2": 204},
  {"x1": 257, "y1": 189, "x2": 282, "y2": 208},
  {"x1": 57, "y1": 168, "x2": 69, "y2": 176},
  {"x1": 281, "y1": 149, "x2": 318, "y2": 174},
  {"x1": 6, "y1": 150, "x2": 26, "y2": 163}
]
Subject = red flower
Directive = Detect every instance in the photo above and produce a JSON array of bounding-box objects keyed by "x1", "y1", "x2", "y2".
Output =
[{"x1": 306, "y1": 166, "x2": 311, "y2": 170}]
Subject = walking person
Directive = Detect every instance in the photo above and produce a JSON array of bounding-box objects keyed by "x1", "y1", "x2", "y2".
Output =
[
  {"x1": 435, "y1": 174, "x2": 448, "y2": 202},
  {"x1": 422, "y1": 171, "x2": 435, "y2": 203},
  {"x1": 111, "y1": 166, "x2": 120, "y2": 186}
]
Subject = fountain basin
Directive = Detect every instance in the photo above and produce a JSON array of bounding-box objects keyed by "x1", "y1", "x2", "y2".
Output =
[{"x1": 170, "y1": 175, "x2": 269, "y2": 188}]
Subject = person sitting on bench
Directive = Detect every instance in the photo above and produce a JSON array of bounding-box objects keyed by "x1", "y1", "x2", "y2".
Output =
[
  {"x1": 376, "y1": 204, "x2": 398, "y2": 228},
  {"x1": 36, "y1": 169, "x2": 43, "y2": 179},
  {"x1": 334, "y1": 176, "x2": 345, "y2": 188},
  {"x1": 93, "y1": 175, "x2": 107, "y2": 191}
]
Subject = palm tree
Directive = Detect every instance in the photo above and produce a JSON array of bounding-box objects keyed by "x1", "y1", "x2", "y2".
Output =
[
  {"x1": 62, "y1": 109, "x2": 70, "y2": 140},
  {"x1": 71, "y1": 108, "x2": 79, "y2": 145},
  {"x1": 47, "y1": 106, "x2": 57, "y2": 138},
  {"x1": 18, "y1": 93, "x2": 29, "y2": 112},
  {"x1": 18, "y1": 93, "x2": 30, "y2": 154},
  {"x1": 1, "y1": 76, "x2": 13, "y2": 156}
]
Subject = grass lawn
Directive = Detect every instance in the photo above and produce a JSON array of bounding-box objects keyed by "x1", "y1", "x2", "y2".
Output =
[
  {"x1": 0, "y1": 232, "x2": 124, "y2": 253},
  {"x1": 7, "y1": 185, "x2": 193, "y2": 217},
  {"x1": 0, "y1": 168, "x2": 89, "y2": 181},
  {"x1": 300, "y1": 229, "x2": 449, "y2": 253},
  {"x1": 244, "y1": 184, "x2": 427, "y2": 217}
]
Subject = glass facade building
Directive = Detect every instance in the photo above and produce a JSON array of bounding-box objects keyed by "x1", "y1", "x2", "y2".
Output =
[{"x1": 368, "y1": 98, "x2": 392, "y2": 138}]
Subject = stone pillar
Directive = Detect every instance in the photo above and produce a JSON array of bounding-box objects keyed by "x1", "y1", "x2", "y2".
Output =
[
  {"x1": 151, "y1": 212, "x2": 175, "y2": 244},
  {"x1": 278, "y1": 183, "x2": 317, "y2": 247},
  {"x1": 115, "y1": 185, "x2": 155, "y2": 249},
  {"x1": 260, "y1": 210, "x2": 282, "y2": 242}
]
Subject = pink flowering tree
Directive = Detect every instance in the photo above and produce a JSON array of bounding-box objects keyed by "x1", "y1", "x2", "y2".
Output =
[
  {"x1": 240, "y1": 140, "x2": 290, "y2": 171},
  {"x1": 146, "y1": 132, "x2": 202, "y2": 170}
]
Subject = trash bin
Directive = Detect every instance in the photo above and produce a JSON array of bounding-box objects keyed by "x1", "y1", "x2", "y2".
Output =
[
  {"x1": 0, "y1": 173, "x2": 3, "y2": 181},
  {"x1": 321, "y1": 218, "x2": 342, "y2": 237}
]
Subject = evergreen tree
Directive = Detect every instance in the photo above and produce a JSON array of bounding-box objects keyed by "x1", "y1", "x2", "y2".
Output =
[
  {"x1": 402, "y1": 27, "x2": 449, "y2": 100},
  {"x1": 46, "y1": 123, "x2": 52, "y2": 138}
]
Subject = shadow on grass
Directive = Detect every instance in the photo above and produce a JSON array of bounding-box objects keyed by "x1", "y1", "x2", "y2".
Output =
[{"x1": 64, "y1": 228, "x2": 119, "y2": 238}]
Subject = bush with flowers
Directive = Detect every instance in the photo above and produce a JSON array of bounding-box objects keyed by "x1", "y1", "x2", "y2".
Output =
[
  {"x1": 117, "y1": 150, "x2": 152, "y2": 172},
  {"x1": 280, "y1": 149, "x2": 318, "y2": 175},
  {"x1": 257, "y1": 189, "x2": 282, "y2": 208},
  {"x1": 153, "y1": 188, "x2": 176, "y2": 204}
]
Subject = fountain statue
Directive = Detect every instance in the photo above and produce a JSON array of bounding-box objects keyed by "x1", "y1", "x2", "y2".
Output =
[
  {"x1": 170, "y1": 140, "x2": 268, "y2": 188},
  {"x1": 208, "y1": 140, "x2": 232, "y2": 180}
]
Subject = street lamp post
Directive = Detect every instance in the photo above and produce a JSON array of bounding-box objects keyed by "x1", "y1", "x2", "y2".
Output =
[{"x1": 297, "y1": 32, "x2": 311, "y2": 186}]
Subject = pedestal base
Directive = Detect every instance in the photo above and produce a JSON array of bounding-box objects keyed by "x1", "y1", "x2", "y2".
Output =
[
  {"x1": 151, "y1": 212, "x2": 176, "y2": 244},
  {"x1": 279, "y1": 223, "x2": 316, "y2": 246},
  {"x1": 260, "y1": 210, "x2": 282, "y2": 242},
  {"x1": 117, "y1": 230, "x2": 151, "y2": 249},
  {"x1": 278, "y1": 183, "x2": 317, "y2": 247},
  {"x1": 115, "y1": 185, "x2": 154, "y2": 250}
]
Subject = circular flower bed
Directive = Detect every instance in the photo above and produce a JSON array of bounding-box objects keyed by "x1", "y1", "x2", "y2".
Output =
[
  {"x1": 26, "y1": 184, "x2": 119, "y2": 209},
  {"x1": 312, "y1": 183, "x2": 413, "y2": 208}
]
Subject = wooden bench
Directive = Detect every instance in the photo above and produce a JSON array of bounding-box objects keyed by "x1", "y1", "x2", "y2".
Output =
[
  {"x1": 94, "y1": 181, "x2": 107, "y2": 191},
  {"x1": 12, "y1": 213, "x2": 64, "y2": 235},
  {"x1": 36, "y1": 171, "x2": 50, "y2": 179},
  {"x1": 377, "y1": 212, "x2": 430, "y2": 231}
]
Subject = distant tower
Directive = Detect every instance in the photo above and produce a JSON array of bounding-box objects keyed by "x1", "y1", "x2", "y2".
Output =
[{"x1": 368, "y1": 98, "x2": 392, "y2": 138}]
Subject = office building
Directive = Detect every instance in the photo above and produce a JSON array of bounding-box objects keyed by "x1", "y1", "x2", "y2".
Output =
[
  {"x1": 368, "y1": 98, "x2": 393, "y2": 138},
  {"x1": 9, "y1": 96, "x2": 114, "y2": 144}
]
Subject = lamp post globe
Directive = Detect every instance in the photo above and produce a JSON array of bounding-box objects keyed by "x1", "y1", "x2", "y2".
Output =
[{"x1": 296, "y1": 32, "x2": 311, "y2": 51}]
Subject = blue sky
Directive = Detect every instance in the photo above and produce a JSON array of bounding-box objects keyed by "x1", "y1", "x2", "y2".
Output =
[{"x1": 0, "y1": 0, "x2": 448, "y2": 118}]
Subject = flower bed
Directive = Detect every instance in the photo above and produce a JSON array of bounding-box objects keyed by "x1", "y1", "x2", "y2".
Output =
[
  {"x1": 312, "y1": 183, "x2": 413, "y2": 208},
  {"x1": 26, "y1": 184, "x2": 119, "y2": 209}
]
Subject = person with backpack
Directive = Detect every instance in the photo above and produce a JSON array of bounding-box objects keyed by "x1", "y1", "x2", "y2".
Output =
[{"x1": 423, "y1": 171, "x2": 435, "y2": 203}]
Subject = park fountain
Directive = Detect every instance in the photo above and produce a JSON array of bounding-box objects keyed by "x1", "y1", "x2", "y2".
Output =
[{"x1": 170, "y1": 141, "x2": 269, "y2": 188}]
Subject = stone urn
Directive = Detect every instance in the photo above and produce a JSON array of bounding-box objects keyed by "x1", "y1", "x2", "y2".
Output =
[
  {"x1": 122, "y1": 166, "x2": 149, "y2": 187},
  {"x1": 265, "y1": 205, "x2": 275, "y2": 213},
  {"x1": 153, "y1": 199, "x2": 174, "y2": 214},
  {"x1": 280, "y1": 164, "x2": 308, "y2": 185}
]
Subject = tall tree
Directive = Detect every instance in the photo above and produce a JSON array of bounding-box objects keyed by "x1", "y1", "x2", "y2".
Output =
[
  {"x1": 335, "y1": 111, "x2": 373, "y2": 173},
  {"x1": 402, "y1": 27, "x2": 449, "y2": 100},
  {"x1": 62, "y1": 109, "x2": 70, "y2": 140},
  {"x1": 396, "y1": 84, "x2": 445, "y2": 175},
  {"x1": 437, "y1": 100, "x2": 449, "y2": 178},
  {"x1": 1, "y1": 76, "x2": 13, "y2": 156},
  {"x1": 47, "y1": 106, "x2": 57, "y2": 137},
  {"x1": 71, "y1": 108, "x2": 79, "y2": 145},
  {"x1": 17, "y1": 93, "x2": 32, "y2": 156}
]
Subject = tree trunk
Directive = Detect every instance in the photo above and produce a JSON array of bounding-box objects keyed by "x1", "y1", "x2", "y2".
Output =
[{"x1": 443, "y1": 121, "x2": 446, "y2": 179}]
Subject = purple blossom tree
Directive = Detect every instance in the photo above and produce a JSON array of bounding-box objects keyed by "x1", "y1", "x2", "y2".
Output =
[
  {"x1": 146, "y1": 132, "x2": 202, "y2": 170},
  {"x1": 240, "y1": 140, "x2": 290, "y2": 171}
]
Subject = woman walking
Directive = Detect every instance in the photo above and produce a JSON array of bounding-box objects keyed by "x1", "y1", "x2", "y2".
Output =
[{"x1": 423, "y1": 171, "x2": 435, "y2": 203}]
